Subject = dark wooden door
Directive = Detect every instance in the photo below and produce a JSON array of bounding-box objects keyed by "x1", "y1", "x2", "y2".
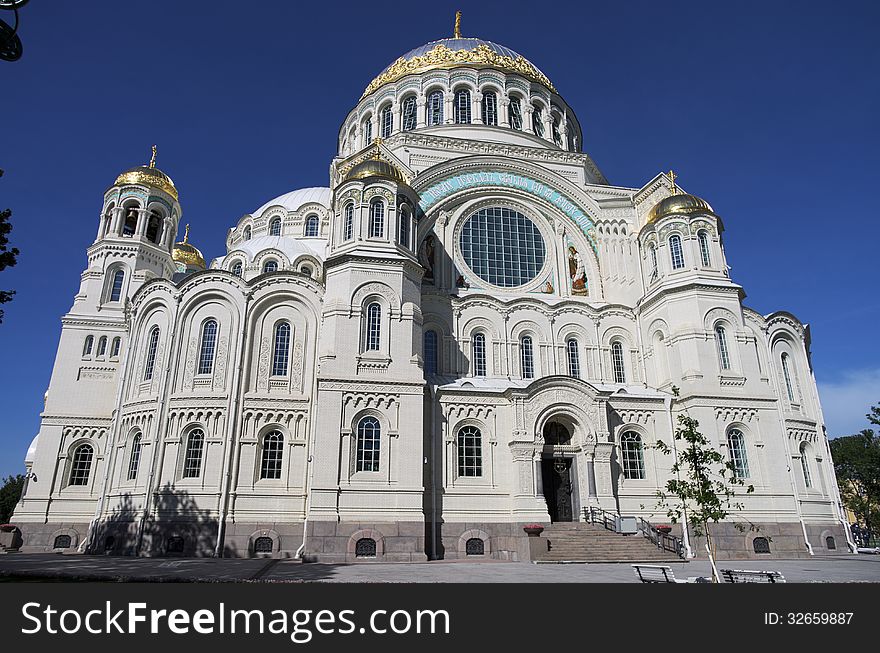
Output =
[{"x1": 542, "y1": 458, "x2": 573, "y2": 522}]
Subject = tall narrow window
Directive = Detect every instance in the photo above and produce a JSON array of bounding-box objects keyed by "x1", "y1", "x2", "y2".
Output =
[
  {"x1": 262, "y1": 260, "x2": 278, "y2": 274},
  {"x1": 69, "y1": 444, "x2": 94, "y2": 486},
  {"x1": 97, "y1": 336, "x2": 107, "y2": 357},
  {"x1": 781, "y1": 353, "x2": 796, "y2": 402},
  {"x1": 520, "y1": 335, "x2": 535, "y2": 379},
  {"x1": 380, "y1": 105, "x2": 393, "y2": 138},
  {"x1": 83, "y1": 335, "x2": 94, "y2": 356},
  {"x1": 369, "y1": 199, "x2": 384, "y2": 238},
  {"x1": 457, "y1": 426, "x2": 483, "y2": 477},
  {"x1": 566, "y1": 338, "x2": 581, "y2": 378},
  {"x1": 620, "y1": 432, "x2": 645, "y2": 480},
  {"x1": 669, "y1": 235, "x2": 685, "y2": 270},
  {"x1": 427, "y1": 90, "x2": 444, "y2": 125},
  {"x1": 122, "y1": 207, "x2": 138, "y2": 236},
  {"x1": 304, "y1": 214, "x2": 319, "y2": 237},
  {"x1": 143, "y1": 326, "x2": 160, "y2": 381},
  {"x1": 799, "y1": 442, "x2": 812, "y2": 488},
  {"x1": 397, "y1": 208, "x2": 410, "y2": 247},
  {"x1": 401, "y1": 95, "x2": 417, "y2": 131},
  {"x1": 727, "y1": 429, "x2": 749, "y2": 479},
  {"x1": 509, "y1": 96, "x2": 523, "y2": 130},
  {"x1": 611, "y1": 341, "x2": 626, "y2": 383},
  {"x1": 272, "y1": 321, "x2": 290, "y2": 376},
  {"x1": 363, "y1": 118, "x2": 373, "y2": 144},
  {"x1": 269, "y1": 218, "x2": 282, "y2": 236},
  {"x1": 127, "y1": 433, "x2": 142, "y2": 481},
  {"x1": 649, "y1": 244, "x2": 659, "y2": 281},
  {"x1": 343, "y1": 203, "x2": 354, "y2": 241},
  {"x1": 472, "y1": 333, "x2": 487, "y2": 377},
  {"x1": 552, "y1": 116, "x2": 562, "y2": 146},
  {"x1": 715, "y1": 324, "x2": 731, "y2": 370},
  {"x1": 364, "y1": 303, "x2": 381, "y2": 351},
  {"x1": 424, "y1": 330, "x2": 438, "y2": 376},
  {"x1": 243, "y1": 226, "x2": 251, "y2": 240},
  {"x1": 481, "y1": 91, "x2": 497, "y2": 126},
  {"x1": 197, "y1": 319, "x2": 218, "y2": 375},
  {"x1": 454, "y1": 89, "x2": 471, "y2": 124},
  {"x1": 111, "y1": 337, "x2": 121, "y2": 358},
  {"x1": 231, "y1": 261, "x2": 243, "y2": 277},
  {"x1": 182, "y1": 429, "x2": 204, "y2": 478},
  {"x1": 356, "y1": 416, "x2": 381, "y2": 472},
  {"x1": 146, "y1": 212, "x2": 162, "y2": 243},
  {"x1": 109, "y1": 269, "x2": 125, "y2": 302},
  {"x1": 260, "y1": 430, "x2": 284, "y2": 480},
  {"x1": 698, "y1": 230, "x2": 712, "y2": 267},
  {"x1": 532, "y1": 104, "x2": 545, "y2": 137}
]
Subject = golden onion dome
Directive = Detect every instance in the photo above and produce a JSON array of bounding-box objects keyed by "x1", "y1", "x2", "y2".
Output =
[
  {"x1": 647, "y1": 192, "x2": 715, "y2": 224},
  {"x1": 113, "y1": 146, "x2": 179, "y2": 201},
  {"x1": 171, "y1": 224, "x2": 206, "y2": 270},
  {"x1": 343, "y1": 158, "x2": 406, "y2": 184}
]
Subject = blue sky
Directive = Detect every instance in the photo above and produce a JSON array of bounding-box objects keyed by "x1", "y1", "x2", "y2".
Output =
[{"x1": 1, "y1": 1, "x2": 878, "y2": 478}]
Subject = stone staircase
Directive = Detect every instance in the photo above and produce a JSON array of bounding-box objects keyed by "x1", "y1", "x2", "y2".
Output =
[{"x1": 533, "y1": 522, "x2": 684, "y2": 563}]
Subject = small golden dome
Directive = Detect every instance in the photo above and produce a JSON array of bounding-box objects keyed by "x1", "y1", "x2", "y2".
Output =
[
  {"x1": 647, "y1": 193, "x2": 715, "y2": 224},
  {"x1": 343, "y1": 158, "x2": 406, "y2": 184},
  {"x1": 114, "y1": 146, "x2": 179, "y2": 201},
  {"x1": 172, "y1": 224, "x2": 206, "y2": 270}
]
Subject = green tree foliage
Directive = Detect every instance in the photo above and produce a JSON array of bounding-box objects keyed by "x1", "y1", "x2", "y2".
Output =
[
  {"x1": 0, "y1": 169, "x2": 20, "y2": 323},
  {"x1": 0, "y1": 474, "x2": 25, "y2": 524},
  {"x1": 830, "y1": 403, "x2": 880, "y2": 537}
]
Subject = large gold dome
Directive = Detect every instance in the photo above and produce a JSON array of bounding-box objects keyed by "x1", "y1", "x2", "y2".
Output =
[
  {"x1": 343, "y1": 158, "x2": 406, "y2": 184},
  {"x1": 115, "y1": 165, "x2": 178, "y2": 202},
  {"x1": 647, "y1": 193, "x2": 715, "y2": 224}
]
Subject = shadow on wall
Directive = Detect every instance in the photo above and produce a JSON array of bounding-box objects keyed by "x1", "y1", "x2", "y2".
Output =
[{"x1": 95, "y1": 484, "x2": 238, "y2": 558}]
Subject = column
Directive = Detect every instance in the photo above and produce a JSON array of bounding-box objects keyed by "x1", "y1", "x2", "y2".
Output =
[
  {"x1": 444, "y1": 92, "x2": 454, "y2": 124},
  {"x1": 472, "y1": 92, "x2": 483, "y2": 124},
  {"x1": 416, "y1": 94, "x2": 427, "y2": 128},
  {"x1": 499, "y1": 95, "x2": 510, "y2": 127}
]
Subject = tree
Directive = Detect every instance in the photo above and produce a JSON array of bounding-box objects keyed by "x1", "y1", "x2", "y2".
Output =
[
  {"x1": 0, "y1": 169, "x2": 20, "y2": 323},
  {"x1": 0, "y1": 474, "x2": 25, "y2": 524},
  {"x1": 830, "y1": 402, "x2": 880, "y2": 543},
  {"x1": 652, "y1": 388, "x2": 754, "y2": 582}
]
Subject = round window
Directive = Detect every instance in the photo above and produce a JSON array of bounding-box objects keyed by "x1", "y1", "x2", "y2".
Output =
[{"x1": 459, "y1": 207, "x2": 546, "y2": 287}]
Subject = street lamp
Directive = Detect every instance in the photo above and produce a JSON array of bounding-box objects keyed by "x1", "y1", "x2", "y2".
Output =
[{"x1": 0, "y1": 0, "x2": 30, "y2": 62}]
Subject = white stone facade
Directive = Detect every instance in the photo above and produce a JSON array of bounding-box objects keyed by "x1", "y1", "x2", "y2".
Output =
[{"x1": 13, "y1": 35, "x2": 852, "y2": 561}]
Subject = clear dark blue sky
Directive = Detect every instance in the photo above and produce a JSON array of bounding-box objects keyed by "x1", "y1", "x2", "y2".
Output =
[{"x1": 1, "y1": 1, "x2": 878, "y2": 478}]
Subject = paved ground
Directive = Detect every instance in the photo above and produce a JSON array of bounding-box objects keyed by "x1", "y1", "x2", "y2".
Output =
[{"x1": 1, "y1": 553, "x2": 879, "y2": 582}]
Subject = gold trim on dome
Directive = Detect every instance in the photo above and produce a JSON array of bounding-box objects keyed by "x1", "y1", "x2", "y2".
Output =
[
  {"x1": 114, "y1": 169, "x2": 179, "y2": 201},
  {"x1": 361, "y1": 42, "x2": 556, "y2": 99}
]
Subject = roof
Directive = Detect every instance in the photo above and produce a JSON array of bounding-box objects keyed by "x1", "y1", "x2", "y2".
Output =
[{"x1": 252, "y1": 187, "x2": 331, "y2": 217}]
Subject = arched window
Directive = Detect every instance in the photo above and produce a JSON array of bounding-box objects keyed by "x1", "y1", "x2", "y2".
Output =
[
  {"x1": 698, "y1": 230, "x2": 712, "y2": 267},
  {"x1": 83, "y1": 335, "x2": 94, "y2": 356},
  {"x1": 611, "y1": 341, "x2": 626, "y2": 383},
  {"x1": 54, "y1": 535, "x2": 72, "y2": 549},
  {"x1": 300, "y1": 264, "x2": 313, "y2": 277},
  {"x1": 146, "y1": 211, "x2": 162, "y2": 243},
  {"x1": 380, "y1": 105, "x2": 393, "y2": 138},
  {"x1": 800, "y1": 442, "x2": 812, "y2": 488},
  {"x1": 356, "y1": 416, "x2": 381, "y2": 472},
  {"x1": 231, "y1": 260, "x2": 243, "y2": 277},
  {"x1": 197, "y1": 319, "x2": 218, "y2": 375},
  {"x1": 355, "y1": 537, "x2": 377, "y2": 557},
  {"x1": 343, "y1": 203, "x2": 354, "y2": 241},
  {"x1": 269, "y1": 217, "x2": 282, "y2": 236},
  {"x1": 397, "y1": 207, "x2": 410, "y2": 248},
  {"x1": 401, "y1": 95, "x2": 417, "y2": 131},
  {"x1": 363, "y1": 117, "x2": 373, "y2": 144},
  {"x1": 111, "y1": 337, "x2": 121, "y2": 358},
  {"x1": 127, "y1": 433, "x2": 142, "y2": 481},
  {"x1": 260, "y1": 430, "x2": 284, "y2": 480},
  {"x1": 424, "y1": 330, "x2": 438, "y2": 376},
  {"x1": 481, "y1": 91, "x2": 497, "y2": 126},
  {"x1": 254, "y1": 536, "x2": 273, "y2": 553},
  {"x1": 781, "y1": 352, "x2": 796, "y2": 402},
  {"x1": 532, "y1": 104, "x2": 545, "y2": 137},
  {"x1": 143, "y1": 326, "x2": 160, "y2": 380},
  {"x1": 182, "y1": 429, "x2": 204, "y2": 478},
  {"x1": 457, "y1": 425, "x2": 483, "y2": 477},
  {"x1": 369, "y1": 199, "x2": 384, "y2": 238},
  {"x1": 272, "y1": 321, "x2": 291, "y2": 376},
  {"x1": 544, "y1": 422, "x2": 571, "y2": 446},
  {"x1": 243, "y1": 225, "x2": 252, "y2": 240},
  {"x1": 520, "y1": 335, "x2": 535, "y2": 379},
  {"x1": 454, "y1": 89, "x2": 471, "y2": 124},
  {"x1": 669, "y1": 235, "x2": 685, "y2": 270},
  {"x1": 552, "y1": 115, "x2": 562, "y2": 146},
  {"x1": 122, "y1": 206, "x2": 138, "y2": 236},
  {"x1": 727, "y1": 429, "x2": 749, "y2": 479},
  {"x1": 427, "y1": 90, "x2": 444, "y2": 125},
  {"x1": 262, "y1": 260, "x2": 278, "y2": 274},
  {"x1": 109, "y1": 269, "x2": 125, "y2": 302},
  {"x1": 715, "y1": 325, "x2": 731, "y2": 370},
  {"x1": 566, "y1": 338, "x2": 581, "y2": 378},
  {"x1": 304, "y1": 214, "x2": 319, "y2": 237},
  {"x1": 102, "y1": 205, "x2": 114, "y2": 238},
  {"x1": 472, "y1": 333, "x2": 487, "y2": 377},
  {"x1": 753, "y1": 536, "x2": 771, "y2": 553},
  {"x1": 649, "y1": 244, "x2": 659, "y2": 280},
  {"x1": 97, "y1": 336, "x2": 107, "y2": 357},
  {"x1": 826, "y1": 536, "x2": 836, "y2": 550},
  {"x1": 509, "y1": 96, "x2": 523, "y2": 130},
  {"x1": 620, "y1": 432, "x2": 645, "y2": 480},
  {"x1": 69, "y1": 443, "x2": 94, "y2": 486},
  {"x1": 466, "y1": 538, "x2": 485, "y2": 556},
  {"x1": 364, "y1": 302, "x2": 381, "y2": 351}
]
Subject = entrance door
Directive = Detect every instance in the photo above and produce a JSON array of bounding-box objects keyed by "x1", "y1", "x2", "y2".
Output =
[{"x1": 542, "y1": 457, "x2": 574, "y2": 522}]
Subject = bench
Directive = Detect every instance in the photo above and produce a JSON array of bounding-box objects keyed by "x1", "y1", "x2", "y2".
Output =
[
  {"x1": 632, "y1": 564, "x2": 687, "y2": 583},
  {"x1": 720, "y1": 568, "x2": 786, "y2": 583}
]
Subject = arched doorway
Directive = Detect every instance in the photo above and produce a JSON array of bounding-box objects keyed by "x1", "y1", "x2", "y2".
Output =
[{"x1": 541, "y1": 421, "x2": 574, "y2": 522}]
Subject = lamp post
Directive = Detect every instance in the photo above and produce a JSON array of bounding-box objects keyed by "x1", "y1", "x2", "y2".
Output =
[{"x1": 0, "y1": 0, "x2": 30, "y2": 62}]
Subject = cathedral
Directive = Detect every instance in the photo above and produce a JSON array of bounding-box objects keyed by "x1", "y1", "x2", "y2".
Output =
[{"x1": 12, "y1": 17, "x2": 853, "y2": 561}]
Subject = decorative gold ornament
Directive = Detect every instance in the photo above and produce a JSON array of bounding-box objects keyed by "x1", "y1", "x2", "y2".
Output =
[
  {"x1": 454, "y1": 10, "x2": 462, "y2": 38},
  {"x1": 667, "y1": 169, "x2": 678, "y2": 194},
  {"x1": 149, "y1": 144, "x2": 158, "y2": 169},
  {"x1": 172, "y1": 223, "x2": 206, "y2": 269},
  {"x1": 361, "y1": 42, "x2": 556, "y2": 99}
]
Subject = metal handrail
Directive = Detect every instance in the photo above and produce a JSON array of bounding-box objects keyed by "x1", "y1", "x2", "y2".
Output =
[{"x1": 581, "y1": 507, "x2": 685, "y2": 559}]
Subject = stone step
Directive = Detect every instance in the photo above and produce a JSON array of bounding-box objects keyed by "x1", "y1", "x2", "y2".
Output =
[{"x1": 532, "y1": 522, "x2": 682, "y2": 564}]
